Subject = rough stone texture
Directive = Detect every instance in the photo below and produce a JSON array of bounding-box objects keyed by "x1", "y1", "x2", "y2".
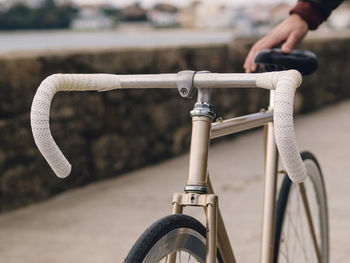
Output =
[{"x1": 1, "y1": 37, "x2": 349, "y2": 212}]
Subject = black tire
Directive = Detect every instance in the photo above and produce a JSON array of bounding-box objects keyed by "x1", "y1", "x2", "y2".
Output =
[
  {"x1": 124, "y1": 214, "x2": 224, "y2": 262},
  {"x1": 274, "y1": 151, "x2": 329, "y2": 263}
]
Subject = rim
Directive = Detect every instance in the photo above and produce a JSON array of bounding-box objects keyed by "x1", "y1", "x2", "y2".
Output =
[
  {"x1": 277, "y1": 159, "x2": 328, "y2": 262},
  {"x1": 143, "y1": 228, "x2": 207, "y2": 263}
]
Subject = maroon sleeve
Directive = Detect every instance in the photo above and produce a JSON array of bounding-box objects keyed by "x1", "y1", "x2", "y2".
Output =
[{"x1": 290, "y1": 1, "x2": 327, "y2": 30}]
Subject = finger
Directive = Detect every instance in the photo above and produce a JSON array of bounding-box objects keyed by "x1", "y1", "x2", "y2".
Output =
[
  {"x1": 244, "y1": 50, "x2": 258, "y2": 73},
  {"x1": 244, "y1": 34, "x2": 285, "y2": 73},
  {"x1": 249, "y1": 60, "x2": 258, "y2": 73},
  {"x1": 243, "y1": 49, "x2": 253, "y2": 72},
  {"x1": 244, "y1": 43, "x2": 265, "y2": 73},
  {"x1": 281, "y1": 31, "x2": 299, "y2": 53}
]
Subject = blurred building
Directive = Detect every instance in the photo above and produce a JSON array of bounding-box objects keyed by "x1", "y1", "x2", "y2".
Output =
[
  {"x1": 179, "y1": 1, "x2": 234, "y2": 29},
  {"x1": 148, "y1": 3, "x2": 179, "y2": 28},
  {"x1": 269, "y1": 3, "x2": 292, "y2": 24},
  {"x1": 0, "y1": 0, "x2": 40, "y2": 8},
  {"x1": 232, "y1": 9, "x2": 256, "y2": 37},
  {"x1": 177, "y1": 1, "x2": 198, "y2": 28},
  {"x1": 232, "y1": 3, "x2": 291, "y2": 37},
  {"x1": 1, "y1": 0, "x2": 72, "y2": 8},
  {"x1": 71, "y1": 4, "x2": 114, "y2": 30},
  {"x1": 194, "y1": 2, "x2": 234, "y2": 29},
  {"x1": 121, "y1": 3, "x2": 147, "y2": 22}
]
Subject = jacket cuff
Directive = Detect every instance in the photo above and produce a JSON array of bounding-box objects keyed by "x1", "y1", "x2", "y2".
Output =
[{"x1": 290, "y1": 1, "x2": 326, "y2": 30}]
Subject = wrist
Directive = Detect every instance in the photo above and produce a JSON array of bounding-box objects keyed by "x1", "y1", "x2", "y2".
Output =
[
  {"x1": 289, "y1": 13, "x2": 308, "y2": 27},
  {"x1": 290, "y1": 1, "x2": 326, "y2": 30}
]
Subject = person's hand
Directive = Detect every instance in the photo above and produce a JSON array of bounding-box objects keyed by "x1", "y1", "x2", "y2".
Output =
[{"x1": 244, "y1": 14, "x2": 309, "y2": 73}]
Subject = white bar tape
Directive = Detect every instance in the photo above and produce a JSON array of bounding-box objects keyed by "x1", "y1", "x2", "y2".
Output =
[
  {"x1": 273, "y1": 70, "x2": 307, "y2": 183},
  {"x1": 30, "y1": 74, "x2": 121, "y2": 178},
  {"x1": 256, "y1": 71, "x2": 282, "y2": 90},
  {"x1": 31, "y1": 71, "x2": 307, "y2": 183}
]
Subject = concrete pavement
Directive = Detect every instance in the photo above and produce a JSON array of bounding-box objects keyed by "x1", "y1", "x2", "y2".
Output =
[{"x1": 1, "y1": 99, "x2": 350, "y2": 263}]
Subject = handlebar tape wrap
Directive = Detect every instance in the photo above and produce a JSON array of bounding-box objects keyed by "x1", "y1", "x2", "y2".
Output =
[
  {"x1": 273, "y1": 70, "x2": 307, "y2": 183},
  {"x1": 30, "y1": 74, "x2": 121, "y2": 178},
  {"x1": 31, "y1": 71, "x2": 307, "y2": 183}
]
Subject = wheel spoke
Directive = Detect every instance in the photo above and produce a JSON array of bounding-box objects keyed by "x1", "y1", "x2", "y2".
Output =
[
  {"x1": 285, "y1": 208, "x2": 308, "y2": 256},
  {"x1": 274, "y1": 153, "x2": 328, "y2": 263},
  {"x1": 178, "y1": 251, "x2": 182, "y2": 263}
]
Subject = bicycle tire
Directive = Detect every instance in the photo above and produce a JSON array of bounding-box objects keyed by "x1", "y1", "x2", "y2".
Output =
[
  {"x1": 274, "y1": 151, "x2": 329, "y2": 263},
  {"x1": 124, "y1": 214, "x2": 224, "y2": 263}
]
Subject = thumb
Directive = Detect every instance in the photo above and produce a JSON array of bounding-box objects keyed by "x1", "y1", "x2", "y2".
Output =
[{"x1": 281, "y1": 32, "x2": 299, "y2": 53}]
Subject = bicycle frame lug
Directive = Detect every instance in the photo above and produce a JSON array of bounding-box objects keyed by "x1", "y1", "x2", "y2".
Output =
[
  {"x1": 176, "y1": 70, "x2": 196, "y2": 99},
  {"x1": 190, "y1": 102, "x2": 215, "y2": 119},
  {"x1": 190, "y1": 86, "x2": 215, "y2": 119},
  {"x1": 172, "y1": 192, "x2": 217, "y2": 207},
  {"x1": 216, "y1": 117, "x2": 223, "y2": 123},
  {"x1": 184, "y1": 185, "x2": 208, "y2": 194}
]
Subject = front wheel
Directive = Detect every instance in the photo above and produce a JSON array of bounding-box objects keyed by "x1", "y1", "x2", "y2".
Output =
[
  {"x1": 124, "y1": 214, "x2": 223, "y2": 263},
  {"x1": 274, "y1": 151, "x2": 329, "y2": 263}
]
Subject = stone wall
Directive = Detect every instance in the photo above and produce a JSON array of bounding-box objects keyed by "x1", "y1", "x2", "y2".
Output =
[{"x1": 1, "y1": 36, "x2": 350, "y2": 212}]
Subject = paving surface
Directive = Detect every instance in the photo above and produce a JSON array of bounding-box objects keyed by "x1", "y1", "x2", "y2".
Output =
[{"x1": 0, "y1": 100, "x2": 349, "y2": 263}]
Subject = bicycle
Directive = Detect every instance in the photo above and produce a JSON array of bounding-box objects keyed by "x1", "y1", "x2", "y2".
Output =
[{"x1": 30, "y1": 49, "x2": 328, "y2": 263}]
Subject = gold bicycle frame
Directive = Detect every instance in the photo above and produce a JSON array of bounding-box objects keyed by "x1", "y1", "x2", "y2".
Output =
[
  {"x1": 170, "y1": 88, "x2": 320, "y2": 263},
  {"x1": 30, "y1": 70, "x2": 322, "y2": 263}
]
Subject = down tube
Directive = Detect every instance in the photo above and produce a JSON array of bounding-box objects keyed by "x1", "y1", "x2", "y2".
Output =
[{"x1": 260, "y1": 91, "x2": 278, "y2": 263}]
